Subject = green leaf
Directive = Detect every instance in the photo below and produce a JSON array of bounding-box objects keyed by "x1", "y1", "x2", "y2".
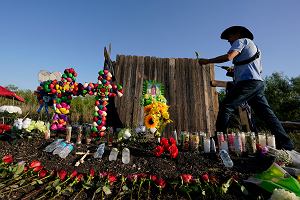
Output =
[
  {"x1": 52, "y1": 179, "x2": 60, "y2": 187},
  {"x1": 56, "y1": 185, "x2": 61, "y2": 192},
  {"x1": 95, "y1": 187, "x2": 102, "y2": 194},
  {"x1": 240, "y1": 185, "x2": 248, "y2": 195},
  {"x1": 37, "y1": 179, "x2": 43, "y2": 185},
  {"x1": 19, "y1": 179, "x2": 26, "y2": 186},
  {"x1": 102, "y1": 185, "x2": 111, "y2": 195},
  {"x1": 31, "y1": 180, "x2": 37, "y2": 185},
  {"x1": 45, "y1": 185, "x2": 52, "y2": 190},
  {"x1": 190, "y1": 185, "x2": 199, "y2": 192},
  {"x1": 122, "y1": 185, "x2": 129, "y2": 191}
]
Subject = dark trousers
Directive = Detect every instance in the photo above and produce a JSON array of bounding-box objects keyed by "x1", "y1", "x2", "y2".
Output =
[{"x1": 216, "y1": 80, "x2": 294, "y2": 150}]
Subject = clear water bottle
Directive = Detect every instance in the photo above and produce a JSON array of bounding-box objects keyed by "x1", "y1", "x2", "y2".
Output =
[
  {"x1": 108, "y1": 148, "x2": 119, "y2": 161},
  {"x1": 219, "y1": 149, "x2": 234, "y2": 168},
  {"x1": 44, "y1": 139, "x2": 64, "y2": 152},
  {"x1": 122, "y1": 148, "x2": 130, "y2": 164},
  {"x1": 53, "y1": 141, "x2": 67, "y2": 155},
  {"x1": 94, "y1": 143, "x2": 105, "y2": 159},
  {"x1": 59, "y1": 144, "x2": 74, "y2": 159},
  {"x1": 210, "y1": 137, "x2": 216, "y2": 153}
]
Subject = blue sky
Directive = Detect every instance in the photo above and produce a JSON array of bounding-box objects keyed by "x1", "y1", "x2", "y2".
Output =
[{"x1": 1, "y1": 0, "x2": 299, "y2": 90}]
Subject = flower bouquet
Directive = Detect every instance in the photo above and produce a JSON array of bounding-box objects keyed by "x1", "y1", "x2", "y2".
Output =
[{"x1": 141, "y1": 81, "x2": 172, "y2": 137}]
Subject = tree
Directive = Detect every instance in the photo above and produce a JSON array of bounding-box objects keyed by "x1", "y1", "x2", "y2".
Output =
[
  {"x1": 5, "y1": 84, "x2": 19, "y2": 92},
  {"x1": 264, "y1": 72, "x2": 300, "y2": 121}
]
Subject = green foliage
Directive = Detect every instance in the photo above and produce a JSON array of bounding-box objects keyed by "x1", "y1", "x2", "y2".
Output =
[{"x1": 264, "y1": 72, "x2": 300, "y2": 121}]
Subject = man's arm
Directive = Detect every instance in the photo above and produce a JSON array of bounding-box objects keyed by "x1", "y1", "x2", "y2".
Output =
[{"x1": 198, "y1": 50, "x2": 240, "y2": 65}]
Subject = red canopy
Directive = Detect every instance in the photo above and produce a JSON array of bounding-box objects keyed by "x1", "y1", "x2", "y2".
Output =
[{"x1": 0, "y1": 86, "x2": 25, "y2": 102}]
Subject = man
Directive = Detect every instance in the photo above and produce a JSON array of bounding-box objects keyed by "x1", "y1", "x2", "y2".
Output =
[{"x1": 198, "y1": 26, "x2": 294, "y2": 150}]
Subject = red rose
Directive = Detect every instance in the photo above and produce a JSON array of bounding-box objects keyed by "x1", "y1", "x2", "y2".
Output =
[
  {"x1": 150, "y1": 175, "x2": 157, "y2": 182},
  {"x1": 169, "y1": 137, "x2": 176, "y2": 145},
  {"x1": 58, "y1": 169, "x2": 67, "y2": 181},
  {"x1": 2, "y1": 154, "x2": 13, "y2": 164},
  {"x1": 23, "y1": 166, "x2": 29, "y2": 172},
  {"x1": 108, "y1": 174, "x2": 117, "y2": 184},
  {"x1": 127, "y1": 174, "x2": 139, "y2": 182},
  {"x1": 29, "y1": 160, "x2": 42, "y2": 168},
  {"x1": 181, "y1": 174, "x2": 193, "y2": 184},
  {"x1": 202, "y1": 173, "x2": 209, "y2": 182},
  {"x1": 33, "y1": 166, "x2": 44, "y2": 172},
  {"x1": 155, "y1": 178, "x2": 166, "y2": 189},
  {"x1": 38, "y1": 169, "x2": 48, "y2": 178},
  {"x1": 89, "y1": 168, "x2": 95, "y2": 177},
  {"x1": 154, "y1": 146, "x2": 164, "y2": 157},
  {"x1": 169, "y1": 144, "x2": 178, "y2": 159},
  {"x1": 70, "y1": 170, "x2": 78, "y2": 179},
  {"x1": 137, "y1": 173, "x2": 148, "y2": 180},
  {"x1": 76, "y1": 174, "x2": 84, "y2": 182},
  {"x1": 160, "y1": 138, "x2": 170, "y2": 150}
]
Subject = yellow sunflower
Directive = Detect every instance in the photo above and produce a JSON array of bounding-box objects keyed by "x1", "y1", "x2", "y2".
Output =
[
  {"x1": 144, "y1": 115, "x2": 159, "y2": 129},
  {"x1": 144, "y1": 104, "x2": 153, "y2": 113},
  {"x1": 162, "y1": 111, "x2": 170, "y2": 119}
]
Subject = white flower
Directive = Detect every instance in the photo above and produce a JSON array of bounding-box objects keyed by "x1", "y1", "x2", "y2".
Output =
[
  {"x1": 123, "y1": 129, "x2": 131, "y2": 140},
  {"x1": 270, "y1": 189, "x2": 299, "y2": 200},
  {"x1": 13, "y1": 118, "x2": 23, "y2": 130},
  {"x1": 22, "y1": 118, "x2": 32, "y2": 129},
  {"x1": 0, "y1": 105, "x2": 22, "y2": 114}
]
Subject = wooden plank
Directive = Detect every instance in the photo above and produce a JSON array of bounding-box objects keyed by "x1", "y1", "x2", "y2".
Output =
[
  {"x1": 281, "y1": 121, "x2": 300, "y2": 130},
  {"x1": 211, "y1": 80, "x2": 228, "y2": 88},
  {"x1": 136, "y1": 56, "x2": 145, "y2": 126},
  {"x1": 168, "y1": 58, "x2": 176, "y2": 134},
  {"x1": 202, "y1": 64, "x2": 211, "y2": 135}
]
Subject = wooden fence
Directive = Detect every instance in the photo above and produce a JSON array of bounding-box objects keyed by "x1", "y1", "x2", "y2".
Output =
[{"x1": 113, "y1": 55, "x2": 219, "y2": 137}]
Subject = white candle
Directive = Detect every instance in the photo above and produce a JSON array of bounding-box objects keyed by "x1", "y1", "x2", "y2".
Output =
[
  {"x1": 204, "y1": 138, "x2": 210, "y2": 153},
  {"x1": 240, "y1": 132, "x2": 246, "y2": 152},
  {"x1": 66, "y1": 126, "x2": 72, "y2": 143},
  {"x1": 258, "y1": 133, "x2": 267, "y2": 148},
  {"x1": 267, "y1": 135, "x2": 276, "y2": 148}
]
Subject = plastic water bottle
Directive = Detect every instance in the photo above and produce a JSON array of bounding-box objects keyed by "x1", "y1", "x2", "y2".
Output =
[
  {"x1": 108, "y1": 148, "x2": 119, "y2": 161},
  {"x1": 94, "y1": 143, "x2": 105, "y2": 159},
  {"x1": 59, "y1": 144, "x2": 74, "y2": 159},
  {"x1": 122, "y1": 148, "x2": 130, "y2": 164},
  {"x1": 210, "y1": 137, "x2": 216, "y2": 153},
  {"x1": 53, "y1": 141, "x2": 67, "y2": 155},
  {"x1": 219, "y1": 149, "x2": 234, "y2": 168},
  {"x1": 44, "y1": 139, "x2": 64, "y2": 152}
]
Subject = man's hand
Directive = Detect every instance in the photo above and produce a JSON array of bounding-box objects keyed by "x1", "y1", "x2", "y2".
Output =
[{"x1": 198, "y1": 59, "x2": 210, "y2": 65}]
